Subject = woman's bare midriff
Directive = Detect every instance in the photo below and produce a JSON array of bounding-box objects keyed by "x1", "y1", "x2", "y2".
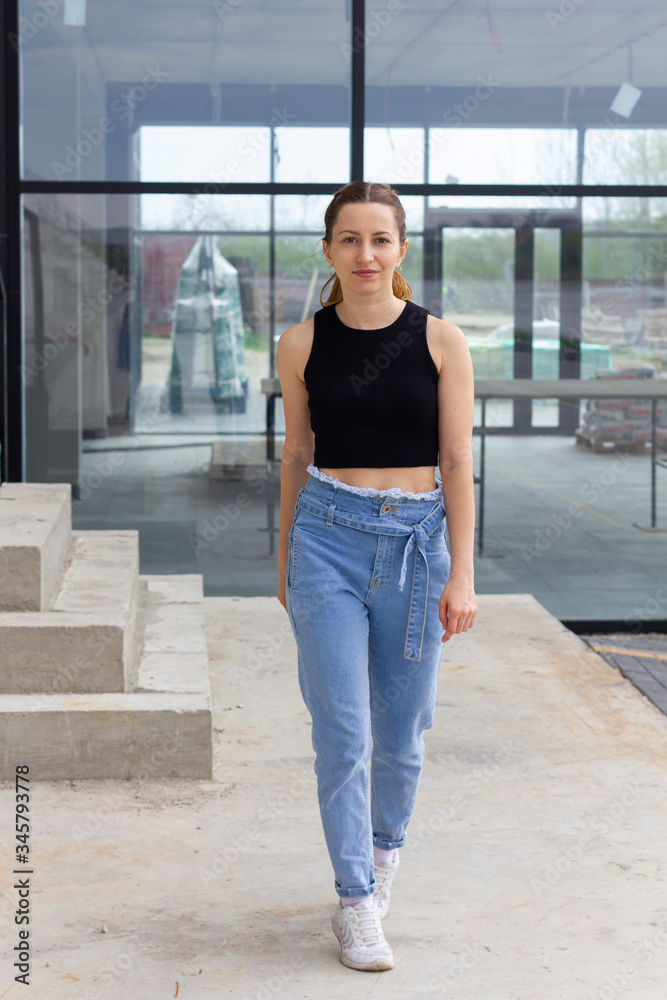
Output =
[{"x1": 318, "y1": 467, "x2": 438, "y2": 493}]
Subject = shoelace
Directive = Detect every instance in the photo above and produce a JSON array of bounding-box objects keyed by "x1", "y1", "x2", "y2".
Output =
[
  {"x1": 374, "y1": 858, "x2": 397, "y2": 894},
  {"x1": 349, "y1": 904, "x2": 385, "y2": 947}
]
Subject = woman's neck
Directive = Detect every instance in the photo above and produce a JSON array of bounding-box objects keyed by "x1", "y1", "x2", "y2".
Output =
[{"x1": 333, "y1": 293, "x2": 406, "y2": 330}]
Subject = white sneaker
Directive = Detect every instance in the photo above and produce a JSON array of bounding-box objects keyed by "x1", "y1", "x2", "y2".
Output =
[
  {"x1": 373, "y1": 850, "x2": 400, "y2": 919},
  {"x1": 331, "y1": 900, "x2": 394, "y2": 971}
]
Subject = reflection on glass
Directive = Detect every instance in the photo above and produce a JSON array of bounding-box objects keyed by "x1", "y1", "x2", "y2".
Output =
[
  {"x1": 530, "y1": 228, "x2": 613, "y2": 426},
  {"x1": 274, "y1": 237, "x2": 328, "y2": 350},
  {"x1": 429, "y1": 195, "x2": 578, "y2": 211},
  {"x1": 139, "y1": 126, "x2": 271, "y2": 183},
  {"x1": 582, "y1": 213, "x2": 667, "y2": 374},
  {"x1": 584, "y1": 129, "x2": 667, "y2": 186},
  {"x1": 19, "y1": 0, "x2": 350, "y2": 182},
  {"x1": 403, "y1": 234, "x2": 424, "y2": 309},
  {"x1": 443, "y1": 227, "x2": 515, "y2": 427},
  {"x1": 274, "y1": 128, "x2": 349, "y2": 183},
  {"x1": 443, "y1": 227, "x2": 514, "y2": 326},
  {"x1": 275, "y1": 196, "x2": 335, "y2": 232},
  {"x1": 402, "y1": 196, "x2": 426, "y2": 233},
  {"x1": 532, "y1": 228, "x2": 561, "y2": 427},
  {"x1": 164, "y1": 236, "x2": 248, "y2": 416},
  {"x1": 140, "y1": 194, "x2": 271, "y2": 231},
  {"x1": 22, "y1": 195, "x2": 129, "y2": 481},
  {"x1": 364, "y1": 128, "x2": 425, "y2": 185},
  {"x1": 575, "y1": 204, "x2": 667, "y2": 454},
  {"x1": 429, "y1": 129, "x2": 577, "y2": 186},
  {"x1": 22, "y1": 195, "x2": 278, "y2": 489}
]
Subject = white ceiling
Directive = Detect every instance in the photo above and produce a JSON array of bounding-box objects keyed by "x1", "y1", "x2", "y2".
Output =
[{"x1": 24, "y1": 0, "x2": 667, "y2": 90}]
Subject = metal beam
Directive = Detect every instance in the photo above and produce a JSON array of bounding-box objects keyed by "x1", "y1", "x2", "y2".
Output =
[
  {"x1": 350, "y1": 0, "x2": 364, "y2": 182},
  {"x1": 1, "y1": 0, "x2": 22, "y2": 481}
]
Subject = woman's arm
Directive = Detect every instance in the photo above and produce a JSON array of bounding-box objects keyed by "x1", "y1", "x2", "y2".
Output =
[
  {"x1": 432, "y1": 317, "x2": 477, "y2": 642},
  {"x1": 275, "y1": 322, "x2": 315, "y2": 608}
]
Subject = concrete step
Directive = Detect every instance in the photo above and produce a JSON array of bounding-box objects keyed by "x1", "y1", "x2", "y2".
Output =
[
  {"x1": 0, "y1": 571, "x2": 213, "y2": 778},
  {"x1": 0, "y1": 692, "x2": 212, "y2": 779},
  {"x1": 133, "y1": 575, "x2": 210, "y2": 694},
  {"x1": 0, "y1": 530, "x2": 140, "y2": 694},
  {"x1": 0, "y1": 483, "x2": 71, "y2": 612}
]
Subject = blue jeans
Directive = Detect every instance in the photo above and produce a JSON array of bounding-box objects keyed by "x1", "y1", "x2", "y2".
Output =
[{"x1": 285, "y1": 472, "x2": 452, "y2": 898}]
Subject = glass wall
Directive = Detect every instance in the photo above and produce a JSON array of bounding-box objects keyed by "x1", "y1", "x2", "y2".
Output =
[
  {"x1": 20, "y1": 191, "x2": 342, "y2": 592},
  {"x1": 8, "y1": 0, "x2": 667, "y2": 621},
  {"x1": 19, "y1": 0, "x2": 351, "y2": 183},
  {"x1": 447, "y1": 198, "x2": 667, "y2": 622}
]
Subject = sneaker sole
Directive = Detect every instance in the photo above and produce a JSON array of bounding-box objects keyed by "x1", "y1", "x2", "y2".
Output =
[{"x1": 330, "y1": 915, "x2": 394, "y2": 971}]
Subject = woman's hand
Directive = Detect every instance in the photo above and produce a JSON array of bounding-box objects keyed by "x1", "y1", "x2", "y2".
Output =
[
  {"x1": 438, "y1": 575, "x2": 477, "y2": 643},
  {"x1": 277, "y1": 578, "x2": 288, "y2": 612}
]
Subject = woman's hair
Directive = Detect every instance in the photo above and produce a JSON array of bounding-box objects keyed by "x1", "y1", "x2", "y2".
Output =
[{"x1": 319, "y1": 181, "x2": 413, "y2": 306}]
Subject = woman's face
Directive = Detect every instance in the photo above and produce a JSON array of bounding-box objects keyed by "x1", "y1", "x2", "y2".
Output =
[{"x1": 323, "y1": 202, "x2": 407, "y2": 295}]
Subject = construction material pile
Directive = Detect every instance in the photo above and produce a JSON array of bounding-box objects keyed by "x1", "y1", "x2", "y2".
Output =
[{"x1": 578, "y1": 365, "x2": 667, "y2": 450}]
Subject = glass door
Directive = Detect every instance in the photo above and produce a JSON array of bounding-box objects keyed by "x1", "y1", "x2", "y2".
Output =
[{"x1": 423, "y1": 208, "x2": 583, "y2": 433}]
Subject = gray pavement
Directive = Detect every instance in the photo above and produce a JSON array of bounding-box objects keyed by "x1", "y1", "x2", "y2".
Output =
[
  {"x1": 582, "y1": 632, "x2": 667, "y2": 716},
  {"x1": 2, "y1": 593, "x2": 667, "y2": 997}
]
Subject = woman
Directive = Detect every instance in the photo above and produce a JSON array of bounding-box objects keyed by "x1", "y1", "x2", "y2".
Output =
[{"x1": 276, "y1": 181, "x2": 476, "y2": 972}]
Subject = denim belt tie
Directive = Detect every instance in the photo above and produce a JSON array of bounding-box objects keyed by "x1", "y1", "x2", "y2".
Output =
[
  {"x1": 295, "y1": 491, "x2": 445, "y2": 661},
  {"x1": 398, "y1": 525, "x2": 430, "y2": 594}
]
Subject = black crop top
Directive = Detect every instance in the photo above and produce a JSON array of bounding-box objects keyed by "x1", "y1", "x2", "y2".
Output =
[{"x1": 303, "y1": 299, "x2": 440, "y2": 468}]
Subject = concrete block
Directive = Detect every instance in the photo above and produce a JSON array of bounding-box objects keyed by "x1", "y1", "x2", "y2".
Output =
[
  {"x1": 136, "y1": 653, "x2": 210, "y2": 694},
  {"x1": 142, "y1": 602, "x2": 208, "y2": 654},
  {"x1": 0, "y1": 613, "x2": 126, "y2": 693},
  {"x1": 135, "y1": 575, "x2": 210, "y2": 694},
  {"x1": 0, "y1": 488, "x2": 213, "y2": 779},
  {"x1": 54, "y1": 530, "x2": 140, "y2": 675},
  {"x1": 0, "y1": 483, "x2": 71, "y2": 612},
  {"x1": 0, "y1": 531, "x2": 140, "y2": 694},
  {"x1": 144, "y1": 574, "x2": 203, "y2": 604},
  {"x1": 0, "y1": 692, "x2": 212, "y2": 779}
]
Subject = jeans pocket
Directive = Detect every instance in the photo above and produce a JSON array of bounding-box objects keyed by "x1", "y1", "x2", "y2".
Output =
[
  {"x1": 288, "y1": 505, "x2": 305, "y2": 592},
  {"x1": 287, "y1": 525, "x2": 297, "y2": 592}
]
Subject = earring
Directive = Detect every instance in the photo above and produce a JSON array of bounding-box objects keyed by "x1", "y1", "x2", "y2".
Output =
[
  {"x1": 395, "y1": 263, "x2": 403, "y2": 274},
  {"x1": 329, "y1": 264, "x2": 335, "y2": 276}
]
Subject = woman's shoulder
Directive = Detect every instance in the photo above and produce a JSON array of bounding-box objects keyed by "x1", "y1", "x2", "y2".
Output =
[
  {"x1": 422, "y1": 310, "x2": 468, "y2": 365},
  {"x1": 279, "y1": 315, "x2": 315, "y2": 344},
  {"x1": 407, "y1": 298, "x2": 456, "y2": 329},
  {"x1": 276, "y1": 317, "x2": 317, "y2": 386},
  {"x1": 280, "y1": 304, "x2": 331, "y2": 339},
  {"x1": 413, "y1": 297, "x2": 463, "y2": 336}
]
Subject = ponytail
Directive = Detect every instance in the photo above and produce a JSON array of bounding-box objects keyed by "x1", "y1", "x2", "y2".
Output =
[
  {"x1": 319, "y1": 272, "x2": 342, "y2": 306},
  {"x1": 391, "y1": 270, "x2": 413, "y2": 301}
]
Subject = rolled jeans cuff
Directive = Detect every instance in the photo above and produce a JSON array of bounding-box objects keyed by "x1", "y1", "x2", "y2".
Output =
[
  {"x1": 336, "y1": 880, "x2": 375, "y2": 898},
  {"x1": 373, "y1": 835, "x2": 406, "y2": 851}
]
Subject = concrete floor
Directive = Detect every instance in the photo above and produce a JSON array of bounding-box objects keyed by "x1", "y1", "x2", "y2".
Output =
[
  {"x1": 2, "y1": 593, "x2": 667, "y2": 997},
  {"x1": 75, "y1": 434, "x2": 667, "y2": 622}
]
